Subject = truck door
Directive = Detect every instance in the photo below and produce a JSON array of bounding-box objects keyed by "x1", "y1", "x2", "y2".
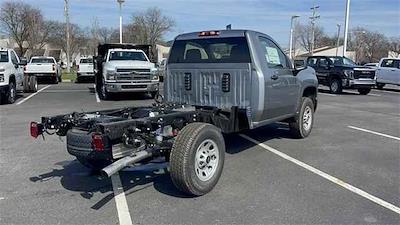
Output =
[
  {"x1": 378, "y1": 59, "x2": 396, "y2": 84},
  {"x1": 10, "y1": 50, "x2": 23, "y2": 85},
  {"x1": 315, "y1": 57, "x2": 331, "y2": 85},
  {"x1": 258, "y1": 37, "x2": 299, "y2": 119}
]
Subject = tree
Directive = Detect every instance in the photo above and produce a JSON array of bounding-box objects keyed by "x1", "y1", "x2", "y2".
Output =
[
  {"x1": 48, "y1": 21, "x2": 86, "y2": 63},
  {"x1": 294, "y1": 23, "x2": 336, "y2": 54},
  {"x1": 0, "y1": 1, "x2": 43, "y2": 56},
  {"x1": 126, "y1": 7, "x2": 175, "y2": 57}
]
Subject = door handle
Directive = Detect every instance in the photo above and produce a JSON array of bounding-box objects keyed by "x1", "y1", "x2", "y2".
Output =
[{"x1": 271, "y1": 74, "x2": 279, "y2": 80}]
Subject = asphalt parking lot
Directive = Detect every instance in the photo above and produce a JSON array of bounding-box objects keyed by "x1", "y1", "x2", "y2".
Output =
[{"x1": 0, "y1": 82, "x2": 399, "y2": 225}]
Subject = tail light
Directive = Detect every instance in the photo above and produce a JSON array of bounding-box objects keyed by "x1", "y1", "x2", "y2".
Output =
[
  {"x1": 184, "y1": 73, "x2": 191, "y2": 90},
  {"x1": 52, "y1": 64, "x2": 55, "y2": 71},
  {"x1": 30, "y1": 122, "x2": 43, "y2": 138},
  {"x1": 92, "y1": 134, "x2": 105, "y2": 151},
  {"x1": 199, "y1": 31, "x2": 220, "y2": 37},
  {"x1": 222, "y1": 73, "x2": 230, "y2": 92}
]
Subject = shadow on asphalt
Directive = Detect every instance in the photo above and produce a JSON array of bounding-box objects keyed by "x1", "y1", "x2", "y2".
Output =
[
  {"x1": 318, "y1": 88, "x2": 360, "y2": 96},
  {"x1": 28, "y1": 123, "x2": 294, "y2": 209}
]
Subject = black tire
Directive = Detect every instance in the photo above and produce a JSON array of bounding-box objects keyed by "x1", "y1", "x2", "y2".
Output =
[
  {"x1": 329, "y1": 78, "x2": 342, "y2": 94},
  {"x1": 6, "y1": 81, "x2": 16, "y2": 104},
  {"x1": 23, "y1": 76, "x2": 30, "y2": 92},
  {"x1": 99, "y1": 78, "x2": 111, "y2": 100},
  {"x1": 358, "y1": 88, "x2": 371, "y2": 95},
  {"x1": 58, "y1": 75, "x2": 62, "y2": 83},
  {"x1": 150, "y1": 91, "x2": 158, "y2": 99},
  {"x1": 29, "y1": 76, "x2": 38, "y2": 93},
  {"x1": 376, "y1": 83, "x2": 385, "y2": 90},
  {"x1": 53, "y1": 76, "x2": 58, "y2": 84},
  {"x1": 289, "y1": 97, "x2": 315, "y2": 139},
  {"x1": 170, "y1": 123, "x2": 225, "y2": 196}
]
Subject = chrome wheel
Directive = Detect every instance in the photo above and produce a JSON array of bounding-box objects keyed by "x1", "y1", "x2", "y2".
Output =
[
  {"x1": 195, "y1": 139, "x2": 219, "y2": 182},
  {"x1": 8, "y1": 83, "x2": 16, "y2": 103},
  {"x1": 302, "y1": 106, "x2": 312, "y2": 131}
]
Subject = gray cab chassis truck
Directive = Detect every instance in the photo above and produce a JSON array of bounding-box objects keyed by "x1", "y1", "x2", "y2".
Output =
[{"x1": 31, "y1": 30, "x2": 318, "y2": 196}]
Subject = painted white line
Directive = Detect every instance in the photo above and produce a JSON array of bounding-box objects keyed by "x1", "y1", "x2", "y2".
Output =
[
  {"x1": 94, "y1": 84, "x2": 101, "y2": 103},
  {"x1": 239, "y1": 134, "x2": 400, "y2": 215},
  {"x1": 16, "y1": 85, "x2": 51, "y2": 105},
  {"x1": 344, "y1": 91, "x2": 381, "y2": 97},
  {"x1": 318, "y1": 93, "x2": 338, "y2": 97},
  {"x1": 111, "y1": 173, "x2": 133, "y2": 225},
  {"x1": 348, "y1": 126, "x2": 400, "y2": 141}
]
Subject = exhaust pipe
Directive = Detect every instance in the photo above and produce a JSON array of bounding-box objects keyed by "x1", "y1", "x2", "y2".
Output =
[{"x1": 101, "y1": 150, "x2": 152, "y2": 177}]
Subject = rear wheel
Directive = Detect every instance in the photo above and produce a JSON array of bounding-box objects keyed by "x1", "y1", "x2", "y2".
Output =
[
  {"x1": 329, "y1": 78, "x2": 342, "y2": 94},
  {"x1": 53, "y1": 75, "x2": 58, "y2": 84},
  {"x1": 289, "y1": 97, "x2": 315, "y2": 138},
  {"x1": 170, "y1": 123, "x2": 225, "y2": 196},
  {"x1": 376, "y1": 83, "x2": 385, "y2": 90},
  {"x1": 358, "y1": 88, "x2": 371, "y2": 95},
  {"x1": 29, "y1": 76, "x2": 38, "y2": 93},
  {"x1": 23, "y1": 76, "x2": 30, "y2": 92}
]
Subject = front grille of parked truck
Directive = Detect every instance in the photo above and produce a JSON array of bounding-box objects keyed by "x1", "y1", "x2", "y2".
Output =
[
  {"x1": 115, "y1": 68, "x2": 151, "y2": 80},
  {"x1": 353, "y1": 70, "x2": 375, "y2": 79}
]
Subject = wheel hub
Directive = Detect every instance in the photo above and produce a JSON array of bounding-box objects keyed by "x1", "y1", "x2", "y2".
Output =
[
  {"x1": 302, "y1": 106, "x2": 312, "y2": 131},
  {"x1": 195, "y1": 139, "x2": 219, "y2": 181}
]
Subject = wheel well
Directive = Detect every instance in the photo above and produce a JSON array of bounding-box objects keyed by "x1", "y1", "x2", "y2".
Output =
[{"x1": 303, "y1": 86, "x2": 317, "y2": 110}]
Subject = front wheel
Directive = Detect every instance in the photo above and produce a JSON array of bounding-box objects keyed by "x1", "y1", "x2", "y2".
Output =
[
  {"x1": 6, "y1": 81, "x2": 16, "y2": 104},
  {"x1": 99, "y1": 79, "x2": 111, "y2": 100},
  {"x1": 358, "y1": 88, "x2": 371, "y2": 95},
  {"x1": 289, "y1": 97, "x2": 315, "y2": 138},
  {"x1": 329, "y1": 78, "x2": 342, "y2": 94},
  {"x1": 29, "y1": 76, "x2": 38, "y2": 93},
  {"x1": 170, "y1": 123, "x2": 225, "y2": 196}
]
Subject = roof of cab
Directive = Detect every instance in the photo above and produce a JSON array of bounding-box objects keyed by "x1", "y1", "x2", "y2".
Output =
[{"x1": 174, "y1": 29, "x2": 272, "y2": 41}]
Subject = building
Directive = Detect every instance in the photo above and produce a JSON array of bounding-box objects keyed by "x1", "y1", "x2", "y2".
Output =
[{"x1": 295, "y1": 45, "x2": 356, "y2": 61}]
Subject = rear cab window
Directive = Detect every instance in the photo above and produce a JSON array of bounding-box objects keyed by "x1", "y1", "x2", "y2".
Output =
[
  {"x1": 168, "y1": 37, "x2": 251, "y2": 63},
  {"x1": 80, "y1": 58, "x2": 93, "y2": 64},
  {"x1": 31, "y1": 58, "x2": 54, "y2": 64},
  {"x1": 381, "y1": 59, "x2": 399, "y2": 68}
]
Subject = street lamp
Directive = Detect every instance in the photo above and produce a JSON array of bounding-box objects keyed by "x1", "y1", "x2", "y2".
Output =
[
  {"x1": 343, "y1": 0, "x2": 351, "y2": 56},
  {"x1": 289, "y1": 15, "x2": 300, "y2": 60},
  {"x1": 117, "y1": 0, "x2": 125, "y2": 44}
]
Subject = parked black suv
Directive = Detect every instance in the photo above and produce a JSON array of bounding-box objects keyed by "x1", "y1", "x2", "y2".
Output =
[{"x1": 306, "y1": 56, "x2": 376, "y2": 95}]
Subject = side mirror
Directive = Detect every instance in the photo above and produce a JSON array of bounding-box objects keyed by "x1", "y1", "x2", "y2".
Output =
[{"x1": 293, "y1": 65, "x2": 306, "y2": 76}]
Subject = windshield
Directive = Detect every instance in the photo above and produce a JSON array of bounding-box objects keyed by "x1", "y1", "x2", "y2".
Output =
[
  {"x1": 0, "y1": 51, "x2": 8, "y2": 62},
  {"x1": 80, "y1": 58, "x2": 93, "y2": 64},
  {"x1": 168, "y1": 37, "x2": 251, "y2": 63},
  {"x1": 31, "y1": 58, "x2": 54, "y2": 64},
  {"x1": 329, "y1": 57, "x2": 357, "y2": 66},
  {"x1": 109, "y1": 51, "x2": 148, "y2": 61}
]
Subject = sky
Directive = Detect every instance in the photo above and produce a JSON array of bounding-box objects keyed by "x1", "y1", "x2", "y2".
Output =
[{"x1": 1, "y1": 0, "x2": 399, "y2": 47}]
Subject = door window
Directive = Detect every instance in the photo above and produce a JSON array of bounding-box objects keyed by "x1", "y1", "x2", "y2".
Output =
[
  {"x1": 307, "y1": 57, "x2": 318, "y2": 67},
  {"x1": 381, "y1": 59, "x2": 396, "y2": 68},
  {"x1": 318, "y1": 58, "x2": 330, "y2": 68},
  {"x1": 259, "y1": 37, "x2": 289, "y2": 69},
  {"x1": 10, "y1": 51, "x2": 18, "y2": 64}
]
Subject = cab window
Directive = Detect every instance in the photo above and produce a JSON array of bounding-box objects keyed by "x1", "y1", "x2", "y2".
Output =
[
  {"x1": 381, "y1": 59, "x2": 395, "y2": 68},
  {"x1": 318, "y1": 58, "x2": 330, "y2": 68},
  {"x1": 259, "y1": 37, "x2": 289, "y2": 69},
  {"x1": 307, "y1": 57, "x2": 318, "y2": 67},
  {"x1": 0, "y1": 51, "x2": 8, "y2": 62}
]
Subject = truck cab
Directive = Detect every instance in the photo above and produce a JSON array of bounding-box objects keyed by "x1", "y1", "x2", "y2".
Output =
[
  {"x1": 0, "y1": 48, "x2": 25, "y2": 104},
  {"x1": 376, "y1": 58, "x2": 400, "y2": 89},
  {"x1": 306, "y1": 56, "x2": 375, "y2": 95},
  {"x1": 25, "y1": 56, "x2": 61, "y2": 84},
  {"x1": 96, "y1": 44, "x2": 159, "y2": 99}
]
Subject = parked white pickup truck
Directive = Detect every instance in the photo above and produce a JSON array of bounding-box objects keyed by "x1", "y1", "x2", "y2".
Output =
[
  {"x1": 0, "y1": 48, "x2": 37, "y2": 104},
  {"x1": 77, "y1": 57, "x2": 95, "y2": 82},
  {"x1": 25, "y1": 56, "x2": 61, "y2": 84},
  {"x1": 97, "y1": 45, "x2": 159, "y2": 100},
  {"x1": 376, "y1": 58, "x2": 400, "y2": 89}
]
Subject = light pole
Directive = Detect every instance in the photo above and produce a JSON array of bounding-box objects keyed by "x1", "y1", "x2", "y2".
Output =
[
  {"x1": 343, "y1": 0, "x2": 351, "y2": 57},
  {"x1": 289, "y1": 15, "x2": 299, "y2": 60},
  {"x1": 64, "y1": 0, "x2": 70, "y2": 73},
  {"x1": 117, "y1": 0, "x2": 125, "y2": 44},
  {"x1": 310, "y1": 5, "x2": 320, "y2": 56},
  {"x1": 336, "y1": 24, "x2": 341, "y2": 56}
]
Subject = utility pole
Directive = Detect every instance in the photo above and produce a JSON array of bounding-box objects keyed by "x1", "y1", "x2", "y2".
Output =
[
  {"x1": 289, "y1": 15, "x2": 300, "y2": 60},
  {"x1": 309, "y1": 5, "x2": 320, "y2": 56},
  {"x1": 64, "y1": 0, "x2": 71, "y2": 73},
  {"x1": 336, "y1": 24, "x2": 341, "y2": 56},
  {"x1": 117, "y1": 0, "x2": 125, "y2": 44},
  {"x1": 343, "y1": 0, "x2": 351, "y2": 57}
]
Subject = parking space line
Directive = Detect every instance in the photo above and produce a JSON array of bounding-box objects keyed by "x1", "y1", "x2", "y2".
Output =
[
  {"x1": 111, "y1": 173, "x2": 133, "y2": 225},
  {"x1": 348, "y1": 126, "x2": 400, "y2": 141},
  {"x1": 16, "y1": 85, "x2": 51, "y2": 105},
  {"x1": 239, "y1": 134, "x2": 400, "y2": 215},
  {"x1": 94, "y1": 84, "x2": 101, "y2": 103}
]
